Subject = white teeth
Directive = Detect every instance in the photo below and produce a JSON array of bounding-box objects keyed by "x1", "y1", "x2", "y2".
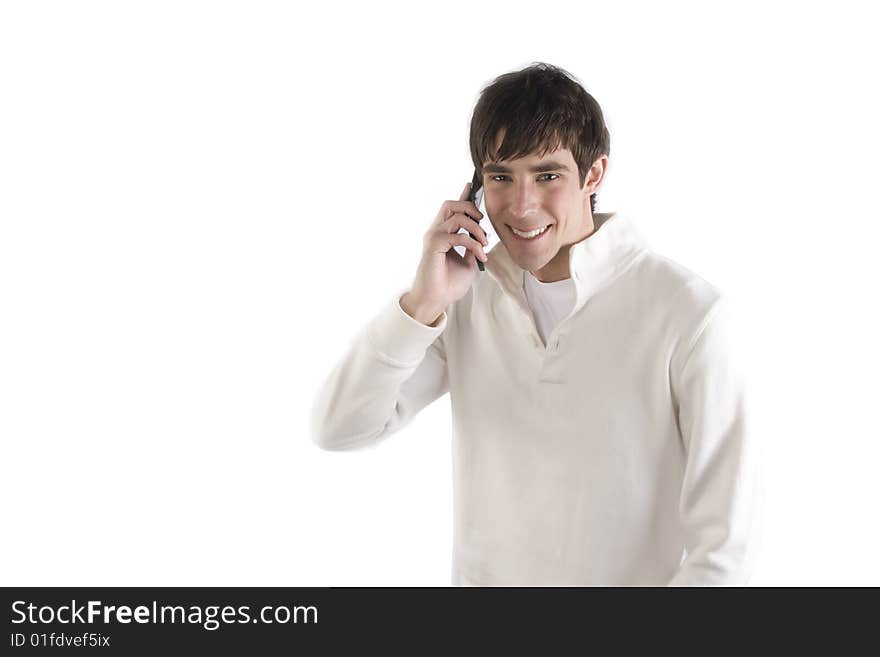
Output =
[{"x1": 511, "y1": 225, "x2": 549, "y2": 239}]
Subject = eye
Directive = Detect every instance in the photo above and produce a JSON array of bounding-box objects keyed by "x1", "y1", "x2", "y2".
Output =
[{"x1": 490, "y1": 173, "x2": 559, "y2": 182}]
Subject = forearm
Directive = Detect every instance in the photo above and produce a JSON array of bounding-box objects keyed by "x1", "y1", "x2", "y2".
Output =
[{"x1": 310, "y1": 291, "x2": 449, "y2": 450}]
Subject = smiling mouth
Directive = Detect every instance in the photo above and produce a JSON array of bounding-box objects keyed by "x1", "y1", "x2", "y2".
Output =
[{"x1": 508, "y1": 224, "x2": 552, "y2": 240}]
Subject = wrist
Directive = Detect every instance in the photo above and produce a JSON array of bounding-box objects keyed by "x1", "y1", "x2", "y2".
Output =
[{"x1": 400, "y1": 292, "x2": 445, "y2": 327}]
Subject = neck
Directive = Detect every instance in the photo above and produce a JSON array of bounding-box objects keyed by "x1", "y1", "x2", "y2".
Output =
[
  {"x1": 530, "y1": 212, "x2": 596, "y2": 283},
  {"x1": 530, "y1": 249, "x2": 572, "y2": 282}
]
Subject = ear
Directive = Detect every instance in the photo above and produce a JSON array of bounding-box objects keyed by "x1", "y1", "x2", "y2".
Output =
[{"x1": 581, "y1": 155, "x2": 609, "y2": 196}]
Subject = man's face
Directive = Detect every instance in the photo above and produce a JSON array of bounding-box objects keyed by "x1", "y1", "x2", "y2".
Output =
[{"x1": 482, "y1": 136, "x2": 606, "y2": 282}]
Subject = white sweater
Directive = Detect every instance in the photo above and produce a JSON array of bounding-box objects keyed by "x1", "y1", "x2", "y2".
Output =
[{"x1": 310, "y1": 212, "x2": 762, "y2": 586}]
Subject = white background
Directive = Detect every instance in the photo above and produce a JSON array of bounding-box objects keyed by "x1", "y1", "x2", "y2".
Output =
[{"x1": 2, "y1": 1, "x2": 878, "y2": 586}]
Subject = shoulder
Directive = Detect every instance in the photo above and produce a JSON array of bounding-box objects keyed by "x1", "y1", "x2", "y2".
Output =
[
  {"x1": 632, "y1": 251, "x2": 748, "y2": 378},
  {"x1": 626, "y1": 249, "x2": 739, "y2": 368},
  {"x1": 634, "y1": 249, "x2": 723, "y2": 317},
  {"x1": 441, "y1": 270, "x2": 509, "y2": 343}
]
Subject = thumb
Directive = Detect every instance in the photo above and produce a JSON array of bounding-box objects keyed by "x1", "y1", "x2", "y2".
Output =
[{"x1": 459, "y1": 182, "x2": 471, "y2": 201}]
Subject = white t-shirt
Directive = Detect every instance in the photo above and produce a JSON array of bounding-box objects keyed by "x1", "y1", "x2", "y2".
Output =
[{"x1": 522, "y1": 270, "x2": 576, "y2": 347}]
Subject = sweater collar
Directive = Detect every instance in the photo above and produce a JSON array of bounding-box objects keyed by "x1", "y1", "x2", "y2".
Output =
[{"x1": 484, "y1": 211, "x2": 650, "y2": 318}]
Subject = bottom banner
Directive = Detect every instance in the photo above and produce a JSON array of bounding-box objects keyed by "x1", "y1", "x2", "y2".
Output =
[{"x1": 0, "y1": 586, "x2": 865, "y2": 652}]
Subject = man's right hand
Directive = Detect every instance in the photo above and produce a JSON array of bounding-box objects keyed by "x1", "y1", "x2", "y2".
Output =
[{"x1": 400, "y1": 181, "x2": 489, "y2": 326}]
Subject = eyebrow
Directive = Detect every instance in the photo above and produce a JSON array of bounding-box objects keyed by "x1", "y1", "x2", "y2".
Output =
[{"x1": 482, "y1": 160, "x2": 572, "y2": 174}]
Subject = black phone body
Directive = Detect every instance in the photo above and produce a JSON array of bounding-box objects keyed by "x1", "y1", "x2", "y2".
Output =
[{"x1": 468, "y1": 169, "x2": 486, "y2": 271}]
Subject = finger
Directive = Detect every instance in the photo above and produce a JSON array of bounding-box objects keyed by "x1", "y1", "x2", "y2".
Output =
[
  {"x1": 447, "y1": 232, "x2": 488, "y2": 262},
  {"x1": 444, "y1": 200, "x2": 484, "y2": 222},
  {"x1": 442, "y1": 213, "x2": 488, "y2": 245},
  {"x1": 427, "y1": 229, "x2": 485, "y2": 260}
]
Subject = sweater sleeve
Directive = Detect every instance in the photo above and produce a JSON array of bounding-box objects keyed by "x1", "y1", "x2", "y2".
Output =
[
  {"x1": 667, "y1": 296, "x2": 763, "y2": 586},
  {"x1": 310, "y1": 290, "x2": 450, "y2": 451}
]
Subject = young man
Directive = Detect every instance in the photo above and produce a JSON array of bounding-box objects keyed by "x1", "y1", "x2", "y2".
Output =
[{"x1": 311, "y1": 63, "x2": 762, "y2": 586}]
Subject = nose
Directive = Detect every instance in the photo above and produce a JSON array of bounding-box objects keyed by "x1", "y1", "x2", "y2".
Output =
[{"x1": 508, "y1": 180, "x2": 541, "y2": 220}]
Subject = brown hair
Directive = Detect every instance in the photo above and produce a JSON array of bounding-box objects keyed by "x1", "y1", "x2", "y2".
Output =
[{"x1": 469, "y1": 62, "x2": 610, "y2": 212}]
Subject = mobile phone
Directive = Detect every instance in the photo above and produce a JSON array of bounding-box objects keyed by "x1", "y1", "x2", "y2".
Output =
[
  {"x1": 460, "y1": 168, "x2": 498, "y2": 271},
  {"x1": 468, "y1": 169, "x2": 485, "y2": 271}
]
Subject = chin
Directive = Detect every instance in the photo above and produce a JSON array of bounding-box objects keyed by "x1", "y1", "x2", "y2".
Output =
[{"x1": 515, "y1": 254, "x2": 550, "y2": 272}]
